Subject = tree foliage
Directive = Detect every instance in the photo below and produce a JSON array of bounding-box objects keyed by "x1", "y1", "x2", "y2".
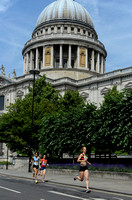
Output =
[
  {"x1": 0, "y1": 77, "x2": 131, "y2": 158},
  {"x1": 0, "y1": 75, "x2": 60, "y2": 155},
  {"x1": 95, "y1": 86, "x2": 132, "y2": 155}
]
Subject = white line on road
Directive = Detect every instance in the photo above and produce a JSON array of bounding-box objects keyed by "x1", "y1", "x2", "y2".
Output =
[
  {"x1": 0, "y1": 186, "x2": 21, "y2": 194},
  {"x1": 49, "y1": 191, "x2": 107, "y2": 200},
  {"x1": 113, "y1": 198, "x2": 124, "y2": 200},
  {"x1": 49, "y1": 191, "x2": 89, "y2": 199}
]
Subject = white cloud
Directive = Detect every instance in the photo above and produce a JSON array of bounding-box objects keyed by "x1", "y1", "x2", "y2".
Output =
[{"x1": 0, "y1": 0, "x2": 17, "y2": 12}]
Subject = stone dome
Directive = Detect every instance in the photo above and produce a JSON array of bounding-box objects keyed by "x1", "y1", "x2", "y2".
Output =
[{"x1": 36, "y1": 0, "x2": 94, "y2": 29}]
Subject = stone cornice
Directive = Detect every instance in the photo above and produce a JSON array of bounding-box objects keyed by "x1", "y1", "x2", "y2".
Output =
[
  {"x1": 34, "y1": 19, "x2": 96, "y2": 33},
  {"x1": 22, "y1": 34, "x2": 107, "y2": 56},
  {"x1": 46, "y1": 67, "x2": 132, "y2": 88}
]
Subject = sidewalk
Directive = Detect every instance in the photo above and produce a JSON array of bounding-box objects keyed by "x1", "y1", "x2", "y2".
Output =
[{"x1": 0, "y1": 169, "x2": 132, "y2": 195}]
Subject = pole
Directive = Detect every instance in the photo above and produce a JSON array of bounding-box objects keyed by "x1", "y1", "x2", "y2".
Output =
[
  {"x1": 29, "y1": 72, "x2": 35, "y2": 172},
  {"x1": 29, "y1": 69, "x2": 40, "y2": 172},
  {"x1": 6, "y1": 147, "x2": 8, "y2": 170}
]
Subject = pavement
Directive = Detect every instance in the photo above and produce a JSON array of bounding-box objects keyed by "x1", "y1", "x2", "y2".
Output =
[{"x1": 0, "y1": 169, "x2": 132, "y2": 196}]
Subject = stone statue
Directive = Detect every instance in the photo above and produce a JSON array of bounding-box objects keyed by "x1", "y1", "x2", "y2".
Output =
[
  {"x1": 0, "y1": 65, "x2": 5, "y2": 75},
  {"x1": 13, "y1": 69, "x2": 16, "y2": 78}
]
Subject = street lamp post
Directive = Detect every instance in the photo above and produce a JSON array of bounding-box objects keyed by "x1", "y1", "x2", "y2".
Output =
[
  {"x1": 29, "y1": 69, "x2": 40, "y2": 172},
  {"x1": 6, "y1": 147, "x2": 8, "y2": 170}
]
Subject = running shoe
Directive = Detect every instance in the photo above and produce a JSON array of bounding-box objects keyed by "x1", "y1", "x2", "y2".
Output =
[
  {"x1": 74, "y1": 175, "x2": 78, "y2": 181},
  {"x1": 86, "y1": 188, "x2": 91, "y2": 193},
  {"x1": 35, "y1": 180, "x2": 38, "y2": 184}
]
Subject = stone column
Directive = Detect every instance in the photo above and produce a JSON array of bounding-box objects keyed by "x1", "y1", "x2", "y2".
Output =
[
  {"x1": 26, "y1": 53, "x2": 29, "y2": 73},
  {"x1": 51, "y1": 45, "x2": 54, "y2": 67},
  {"x1": 59, "y1": 44, "x2": 63, "y2": 68},
  {"x1": 43, "y1": 46, "x2": 45, "y2": 68},
  {"x1": 96, "y1": 52, "x2": 100, "y2": 73},
  {"x1": 101, "y1": 56, "x2": 104, "y2": 74},
  {"x1": 103, "y1": 58, "x2": 105, "y2": 73},
  {"x1": 91, "y1": 50, "x2": 95, "y2": 71},
  {"x1": 30, "y1": 50, "x2": 33, "y2": 70},
  {"x1": 86, "y1": 48, "x2": 88, "y2": 68},
  {"x1": 36, "y1": 48, "x2": 39, "y2": 69},
  {"x1": 68, "y1": 45, "x2": 72, "y2": 68},
  {"x1": 23, "y1": 55, "x2": 26, "y2": 74},
  {"x1": 77, "y1": 46, "x2": 80, "y2": 68}
]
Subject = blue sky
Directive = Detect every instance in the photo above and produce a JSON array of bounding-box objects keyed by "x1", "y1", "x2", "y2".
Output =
[{"x1": 0, "y1": 0, "x2": 132, "y2": 77}]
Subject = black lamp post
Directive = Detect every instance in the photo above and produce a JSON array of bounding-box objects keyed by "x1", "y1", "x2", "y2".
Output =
[
  {"x1": 29, "y1": 69, "x2": 40, "y2": 172},
  {"x1": 6, "y1": 147, "x2": 8, "y2": 170}
]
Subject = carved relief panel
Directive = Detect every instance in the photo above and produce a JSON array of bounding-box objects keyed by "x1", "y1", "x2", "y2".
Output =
[
  {"x1": 80, "y1": 48, "x2": 86, "y2": 68},
  {"x1": 45, "y1": 47, "x2": 51, "y2": 66}
]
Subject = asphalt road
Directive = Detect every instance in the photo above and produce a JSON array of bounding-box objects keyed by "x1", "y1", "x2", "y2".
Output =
[{"x1": 0, "y1": 175, "x2": 131, "y2": 200}]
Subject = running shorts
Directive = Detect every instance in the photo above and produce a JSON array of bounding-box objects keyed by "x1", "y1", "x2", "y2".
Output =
[
  {"x1": 79, "y1": 165, "x2": 88, "y2": 172},
  {"x1": 33, "y1": 165, "x2": 39, "y2": 169},
  {"x1": 41, "y1": 166, "x2": 46, "y2": 170}
]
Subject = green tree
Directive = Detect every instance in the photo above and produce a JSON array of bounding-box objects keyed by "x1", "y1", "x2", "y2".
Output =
[
  {"x1": 96, "y1": 86, "x2": 132, "y2": 157},
  {"x1": 39, "y1": 102, "x2": 97, "y2": 160},
  {"x1": 0, "y1": 75, "x2": 60, "y2": 155}
]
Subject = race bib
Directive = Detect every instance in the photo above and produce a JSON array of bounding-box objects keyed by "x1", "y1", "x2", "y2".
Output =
[{"x1": 34, "y1": 161, "x2": 38, "y2": 166}]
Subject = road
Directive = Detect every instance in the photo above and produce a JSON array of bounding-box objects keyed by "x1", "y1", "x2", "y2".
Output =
[{"x1": 0, "y1": 175, "x2": 131, "y2": 200}]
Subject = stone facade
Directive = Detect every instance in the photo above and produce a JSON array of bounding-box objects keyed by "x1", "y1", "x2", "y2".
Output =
[{"x1": 0, "y1": 0, "x2": 132, "y2": 162}]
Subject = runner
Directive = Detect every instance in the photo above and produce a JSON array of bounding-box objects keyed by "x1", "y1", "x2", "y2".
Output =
[
  {"x1": 40, "y1": 155, "x2": 49, "y2": 182},
  {"x1": 74, "y1": 146, "x2": 91, "y2": 193},
  {"x1": 30, "y1": 152, "x2": 41, "y2": 184}
]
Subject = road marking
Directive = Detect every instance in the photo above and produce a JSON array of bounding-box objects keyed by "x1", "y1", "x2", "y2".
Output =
[
  {"x1": 113, "y1": 198, "x2": 124, "y2": 200},
  {"x1": 0, "y1": 186, "x2": 21, "y2": 194},
  {"x1": 46, "y1": 181, "x2": 132, "y2": 198},
  {"x1": 49, "y1": 191, "x2": 107, "y2": 200},
  {"x1": 92, "y1": 199, "x2": 107, "y2": 200},
  {"x1": 49, "y1": 191, "x2": 90, "y2": 199}
]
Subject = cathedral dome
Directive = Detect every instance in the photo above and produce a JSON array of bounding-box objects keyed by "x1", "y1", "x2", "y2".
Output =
[{"x1": 36, "y1": 0, "x2": 94, "y2": 29}]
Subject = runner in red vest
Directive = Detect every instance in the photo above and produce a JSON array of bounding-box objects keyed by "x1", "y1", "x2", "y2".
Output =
[{"x1": 40, "y1": 155, "x2": 49, "y2": 182}]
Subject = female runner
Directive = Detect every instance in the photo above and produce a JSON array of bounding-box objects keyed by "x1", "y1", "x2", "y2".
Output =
[
  {"x1": 74, "y1": 146, "x2": 91, "y2": 193},
  {"x1": 40, "y1": 155, "x2": 49, "y2": 182},
  {"x1": 30, "y1": 152, "x2": 41, "y2": 184}
]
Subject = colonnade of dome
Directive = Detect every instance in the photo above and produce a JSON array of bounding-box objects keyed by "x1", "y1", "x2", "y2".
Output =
[{"x1": 22, "y1": 0, "x2": 107, "y2": 80}]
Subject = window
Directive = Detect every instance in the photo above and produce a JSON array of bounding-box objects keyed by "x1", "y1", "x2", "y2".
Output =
[
  {"x1": 64, "y1": 27, "x2": 67, "y2": 30},
  {"x1": 51, "y1": 27, "x2": 54, "y2": 31},
  {"x1": 71, "y1": 27, "x2": 74, "y2": 31},
  {"x1": 45, "y1": 28, "x2": 48, "y2": 32},
  {"x1": 83, "y1": 30, "x2": 86, "y2": 34},
  {"x1": 88, "y1": 32, "x2": 90, "y2": 36},
  {"x1": 0, "y1": 96, "x2": 4, "y2": 110},
  {"x1": 41, "y1": 30, "x2": 43, "y2": 34},
  {"x1": 57, "y1": 27, "x2": 61, "y2": 30},
  {"x1": 78, "y1": 28, "x2": 80, "y2": 33}
]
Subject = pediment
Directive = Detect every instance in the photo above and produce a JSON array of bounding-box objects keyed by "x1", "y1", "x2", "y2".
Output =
[
  {"x1": 101, "y1": 87, "x2": 110, "y2": 95},
  {"x1": 80, "y1": 92, "x2": 89, "y2": 98},
  {"x1": 125, "y1": 82, "x2": 132, "y2": 89},
  {"x1": 0, "y1": 75, "x2": 14, "y2": 88},
  {"x1": 16, "y1": 90, "x2": 24, "y2": 97}
]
